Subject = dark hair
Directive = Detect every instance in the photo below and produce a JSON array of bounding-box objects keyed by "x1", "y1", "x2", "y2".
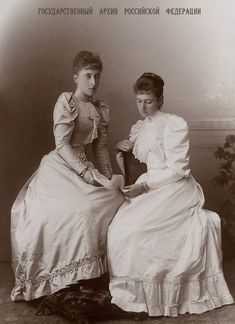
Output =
[
  {"x1": 73, "y1": 51, "x2": 102, "y2": 74},
  {"x1": 133, "y1": 73, "x2": 164, "y2": 98}
]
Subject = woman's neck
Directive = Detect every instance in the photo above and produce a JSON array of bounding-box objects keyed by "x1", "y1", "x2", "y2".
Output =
[{"x1": 73, "y1": 88, "x2": 91, "y2": 102}]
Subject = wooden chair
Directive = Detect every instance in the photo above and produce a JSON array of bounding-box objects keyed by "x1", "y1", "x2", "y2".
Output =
[{"x1": 116, "y1": 151, "x2": 147, "y2": 185}]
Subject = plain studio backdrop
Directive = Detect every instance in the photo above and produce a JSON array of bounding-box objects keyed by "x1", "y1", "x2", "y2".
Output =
[{"x1": 0, "y1": 0, "x2": 235, "y2": 261}]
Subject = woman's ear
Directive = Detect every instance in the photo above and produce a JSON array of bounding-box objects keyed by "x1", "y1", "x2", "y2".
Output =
[
  {"x1": 73, "y1": 74, "x2": 78, "y2": 83},
  {"x1": 158, "y1": 95, "x2": 164, "y2": 109}
]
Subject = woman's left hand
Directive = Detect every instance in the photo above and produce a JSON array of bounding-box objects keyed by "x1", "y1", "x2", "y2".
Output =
[{"x1": 122, "y1": 184, "x2": 142, "y2": 198}]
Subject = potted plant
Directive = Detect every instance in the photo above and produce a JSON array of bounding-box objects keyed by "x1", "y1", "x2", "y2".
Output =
[{"x1": 212, "y1": 135, "x2": 235, "y2": 257}]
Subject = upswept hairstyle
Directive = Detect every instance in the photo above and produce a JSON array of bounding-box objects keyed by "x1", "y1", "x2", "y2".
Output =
[
  {"x1": 73, "y1": 51, "x2": 103, "y2": 74},
  {"x1": 133, "y1": 72, "x2": 164, "y2": 98}
]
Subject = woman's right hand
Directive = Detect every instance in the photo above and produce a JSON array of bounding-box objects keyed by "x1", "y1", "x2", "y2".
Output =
[
  {"x1": 82, "y1": 170, "x2": 96, "y2": 185},
  {"x1": 116, "y1": 140, "x2": 133, "y2": 152}
]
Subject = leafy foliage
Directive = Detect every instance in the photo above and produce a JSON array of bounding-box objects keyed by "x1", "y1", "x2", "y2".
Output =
[
  {"x1": 212, "y1": 135, "x2": 235, "y2": 195},
  {"x1": 212, "y1": 135, "x2": 235, "y2": 243}
]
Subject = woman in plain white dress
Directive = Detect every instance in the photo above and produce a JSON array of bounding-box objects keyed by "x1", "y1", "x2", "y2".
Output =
[
  {"x1": 107, "y1": 73, "x2": 234, "y2": 317},
  {"x1": 11, "y1": 51, "x2": 124, "y2": 302}
]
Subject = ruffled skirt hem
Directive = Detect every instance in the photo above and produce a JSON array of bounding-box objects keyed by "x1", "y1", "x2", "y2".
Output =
[
  {"x1": 11, "y1": 254, "x2": 108, "y2": 301},
  {"x1": 110, "y1": 272, "x2": 234, "y2": 316}
]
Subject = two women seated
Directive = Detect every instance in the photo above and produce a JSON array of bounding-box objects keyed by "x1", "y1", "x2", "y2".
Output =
[{"x1": 11, "y1": 51, "x2": 234, "y2": 319}]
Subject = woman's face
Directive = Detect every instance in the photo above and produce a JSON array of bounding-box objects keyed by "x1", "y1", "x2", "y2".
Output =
[
  {"x1": 74, "y1": 67, "x2": 101, "y2": 97},
  {"x1": 136, "y1": 92, "x2": 162, "y2": 118}
]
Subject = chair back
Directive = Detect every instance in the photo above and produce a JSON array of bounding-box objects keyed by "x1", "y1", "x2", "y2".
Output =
[{"x1": 123, "y1": 152, "x2": 147, "y2": 185}]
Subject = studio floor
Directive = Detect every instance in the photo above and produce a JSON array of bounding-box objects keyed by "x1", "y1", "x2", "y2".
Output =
[{"x1": 1, "y1": 259, "x2": 235, "y2": 324}]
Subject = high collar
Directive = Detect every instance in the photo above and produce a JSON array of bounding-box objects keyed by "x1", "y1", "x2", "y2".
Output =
[
  {"x1": 145, "y1": 110, "x2": 164, "y2": 123},
  {"x1": 73, "y1": 91, "x2": 92, "y2": 103}
]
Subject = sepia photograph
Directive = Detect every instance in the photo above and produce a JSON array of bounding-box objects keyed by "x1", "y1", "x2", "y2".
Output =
[{"x1": 1, "y1": 0, "x2": 235, "y2": 323}]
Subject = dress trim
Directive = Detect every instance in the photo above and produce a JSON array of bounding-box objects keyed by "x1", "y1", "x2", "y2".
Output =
[
  {"x1": 110, "y1": 272, "x2": 234, "y2": 316},
  {"x1": 12, "y1": 252, "x2": 107, "y2": 301}
]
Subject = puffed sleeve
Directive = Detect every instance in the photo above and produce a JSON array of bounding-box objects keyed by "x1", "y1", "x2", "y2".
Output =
[
  {"x1": 53, "y1": 93, "x2": 88, "y2": 174},
  {"x1": 92, "y1": 102, "x2": 112, "y2": 179},
  {"x1": 129, "y1": 120, "x2": 143, "y2": 144},
  {"x1": 147, "y1": 115, "x2": 190, "y2": 189}
]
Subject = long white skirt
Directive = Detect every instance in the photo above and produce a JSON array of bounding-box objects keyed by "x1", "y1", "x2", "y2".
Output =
[
  {"x1": 11, "y1": 150, "x2": 124, "y2": 301},
  {"x1": 107, "y1": 174, "x2": 234, "y2": 316}
]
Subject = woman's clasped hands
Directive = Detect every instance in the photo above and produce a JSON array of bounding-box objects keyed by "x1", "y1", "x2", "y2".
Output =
[{"x1": 122, "y1": 183, "x2": 142, "y2": 198}]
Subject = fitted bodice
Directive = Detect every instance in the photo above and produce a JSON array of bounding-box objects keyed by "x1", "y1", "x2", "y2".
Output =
[
  {"x1": 130, "y1": 112, "x2": 166, "y2": 165},
  {"x1": 129, "y1": 111, "x2": 191, "y2": 189},
  {"x1": 70, "y1": 96, "x2": 102, "y2": 148},
  {"x1": 52, "y1": 92, "x2": 112, "y2": 177}
]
